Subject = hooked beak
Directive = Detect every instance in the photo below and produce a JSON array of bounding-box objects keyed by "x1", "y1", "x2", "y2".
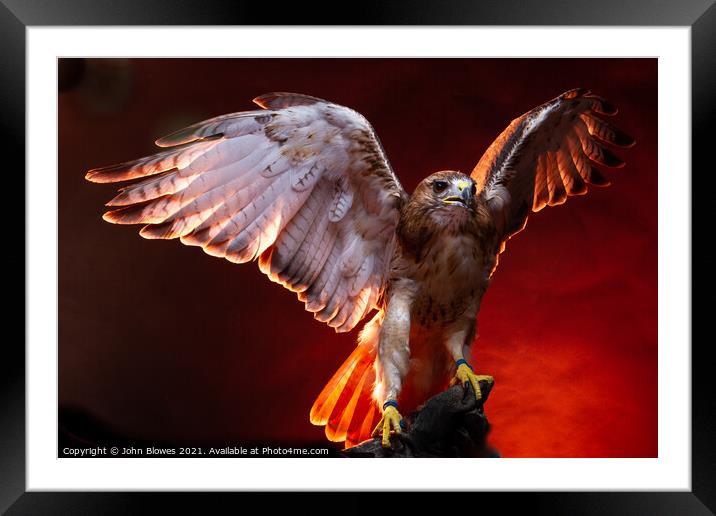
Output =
[{"x1": 442, "y1": 180, "x2": 473, "y2": 207}]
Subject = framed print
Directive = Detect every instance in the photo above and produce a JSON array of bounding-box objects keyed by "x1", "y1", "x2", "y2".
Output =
[{"x1": 5, "y1": 0, "x2": 710, "y2": 512}]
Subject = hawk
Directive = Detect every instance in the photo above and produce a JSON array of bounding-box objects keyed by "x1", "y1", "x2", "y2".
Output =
[{"x1": 86, "y1": 89, "x2": 634, "y2": 448}]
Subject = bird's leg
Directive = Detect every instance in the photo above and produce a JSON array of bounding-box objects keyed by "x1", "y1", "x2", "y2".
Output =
[
  {"x1": 445, "y1": 326, "x2": 493, "y2": 401},
  {"x1": 372, "y1": 283, "x2": 413, "y2": 448}
]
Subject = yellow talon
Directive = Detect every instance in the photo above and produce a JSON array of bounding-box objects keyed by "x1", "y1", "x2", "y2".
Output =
[
  {"x1": 451, "y1": 362, "x2": 493, "y2": 401},
  {"x1": 372, "y1": 404, "x2": 403, "y2": 448}
]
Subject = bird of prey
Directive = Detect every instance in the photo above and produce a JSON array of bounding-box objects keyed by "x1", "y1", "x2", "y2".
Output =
[{"x1": 86, "y1": 88, "x2": 634, "y2": 449}]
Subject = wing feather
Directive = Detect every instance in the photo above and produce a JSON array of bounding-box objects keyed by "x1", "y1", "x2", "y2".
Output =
[
  {"x1": 472, "y1": 88, "x2": 634, "y2": 248},
  {"x1": 88, "y1": 94, "x2": 406, "y2": 333}
]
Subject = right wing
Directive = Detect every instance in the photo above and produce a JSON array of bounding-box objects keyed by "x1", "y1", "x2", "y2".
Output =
[
  {"x1": 472, "y1": 88, "x2": 635, "y2": 247},
  {"x1": 86, "y1": 92, "x2": 407, "y2": 333}
]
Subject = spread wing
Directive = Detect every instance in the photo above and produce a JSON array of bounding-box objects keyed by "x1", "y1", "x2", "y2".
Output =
[
  {"x1": 472, "y1": 88, "x2": 635, "y2": 250},
  {"x1": 86, "y1": 92, "x2": 407, "y2": 333}
]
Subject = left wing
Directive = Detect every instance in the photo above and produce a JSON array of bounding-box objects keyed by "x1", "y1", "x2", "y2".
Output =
[
  {"x1": 472, "y1": 88, "x2": 635, "y2": 248},
  {"x1": 86, "y1": 93, "x2": 407, "y2": 333}
]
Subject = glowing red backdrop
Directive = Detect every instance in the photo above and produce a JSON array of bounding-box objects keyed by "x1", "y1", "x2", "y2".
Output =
[{"x1": 59, "y1": 58, "x2": 657, "y2": 457}]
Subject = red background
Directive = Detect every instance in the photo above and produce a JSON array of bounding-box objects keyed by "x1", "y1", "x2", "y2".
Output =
[{"x1": 59, "y1": 58, "x2": 657, "y2": 457}]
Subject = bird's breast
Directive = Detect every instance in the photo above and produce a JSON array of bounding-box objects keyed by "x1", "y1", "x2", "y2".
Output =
[{"x1": 407, "y1": 232, "x2": 488, "y2": 327}]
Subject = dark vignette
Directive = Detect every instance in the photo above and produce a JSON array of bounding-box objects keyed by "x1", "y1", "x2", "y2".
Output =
[{"x1": 4, "y1": 0, "x2": 710, "y2": 513}]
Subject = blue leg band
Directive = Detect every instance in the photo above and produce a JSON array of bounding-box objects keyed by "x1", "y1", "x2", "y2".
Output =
[
  {"x1": 383, "y1": 399, "x2": 399, "y2": 411},
  {"x1": 456, "y1": 358, "x2": 473, "y2": 371}
]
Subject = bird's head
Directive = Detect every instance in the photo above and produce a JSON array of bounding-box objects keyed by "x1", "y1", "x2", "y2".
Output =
[{"x1": 414, "y1": 171, "x2": 477, "y2": 211}]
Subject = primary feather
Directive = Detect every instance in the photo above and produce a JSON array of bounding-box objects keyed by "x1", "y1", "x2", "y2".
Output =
[{"x1": 472, "y1": 88, "x2": 634, "y2": 245}]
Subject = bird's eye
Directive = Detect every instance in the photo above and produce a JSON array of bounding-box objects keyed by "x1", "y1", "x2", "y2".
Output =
[
  {"x1": 471, "y1": 183, "x2": 477, "y2": 196},
  {"x1": 433, "y1": 180, "x2": 448, "y2": 193}
]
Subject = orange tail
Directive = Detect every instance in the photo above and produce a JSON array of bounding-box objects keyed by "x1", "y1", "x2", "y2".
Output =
[{"x1": 310, "y1": 313, "x2": 382, "y2": 448}]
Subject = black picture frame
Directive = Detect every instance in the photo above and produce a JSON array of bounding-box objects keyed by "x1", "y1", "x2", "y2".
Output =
[{"x1": 3, "y1": 0, "x2": 709, "y2": 513}]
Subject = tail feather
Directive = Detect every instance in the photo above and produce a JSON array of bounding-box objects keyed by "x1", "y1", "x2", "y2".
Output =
[
  {"x1": 309, "y1": 344, "x2": 367, "y2": 426},
  {"x1": 345, "y1": 383, "x2": 379, "y2": 446},
  {"x1": 310, "y1": 312, "x2": 382, "y2": 446},
  {"x1": 347, "y1": 404, "x2": 379, "y2": 448},
  {"x1": 325, "y1": 364, "x2": 373, "y2": 442}
]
